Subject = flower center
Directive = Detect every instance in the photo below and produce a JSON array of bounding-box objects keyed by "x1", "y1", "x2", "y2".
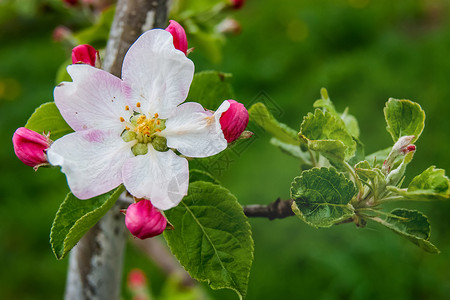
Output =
[{"x1": 120, "y1": 106, "x2": 168, "y2": 155}]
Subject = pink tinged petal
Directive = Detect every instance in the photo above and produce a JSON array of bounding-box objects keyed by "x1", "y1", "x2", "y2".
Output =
[
  {"x1": 54, "y1": 64, "x2": 132, "y2": 133},
  {"x1": 122, "y1": 146, "x2": 189, "y2": 210},
  {"x1": 219, "y1": 100, "x2": 249, "y2": 143},
  {"x1": 165, "y1": 20, "x2": 188, "y2": 54},
  {"x1": 125, "y1": 199, "x2": 167, "y2": 239},
  {"x1": 162, "y1": 101, "x2": 229, "y2": 157},
  {"x1": 121, "y1": 29, "x2": 194, "y2": 118},
  {"x1": 12, "y1": 127, "x2": 50, "y2": 167},
  {"x1": 47, "y1": 129, "x2": 134, "y2": 199},
  {"x1": 72, "y1": 44, "x2": 99, "y2": 67}
]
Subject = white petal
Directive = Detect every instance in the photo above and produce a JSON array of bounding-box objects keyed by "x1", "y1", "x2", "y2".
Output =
[
  {"x1": 47, "y1": 129, "x2": 134, "y2": 199},
  {"x1": 121, "y1": 29, "x2": 194, "y2": 118},
  {"x1": 162, "y1": 101, "x2": 229, "y2": 157},
  {"x1": 54, "y1": 64, "x2": 132, "y2": 133},
  {"x1": 122, "y1": 146, "x2": 189, "y2": 210}
]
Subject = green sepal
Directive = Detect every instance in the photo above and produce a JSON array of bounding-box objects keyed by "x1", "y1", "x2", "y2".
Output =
[
  {"x1": 299, "y1": 109, "x2": 356, "y2": 163},
  {"x1": 290, "y1": 167, "x2": 356, "y2": 228},
  {"x1": 50, "y1": 185, "x2": 124, "y2": 260},
  {"x1": 186, "y1": 70, "x2": 234, "y2": 110},
  {"x1": 365, "y1": 147, "x2": 392, "y2": 168},
  {"x1": 25, "y1": 102, "x2": 73, "y2": 140},
  {"x1": 371, "y1": 208, "x2": 439, "y2": 254},
  {"x1": 164, "y1": 181, "x2": 254, "y2": 300},
  {"x1": 248, "y1": 102, "x2": 299, "y2": 145},
  {"x1": 384, "y1": 98, "x2": 425, "y2": 143},
  {"x1": 388, "y1": 166, "x2": 450, "y2": 200}
]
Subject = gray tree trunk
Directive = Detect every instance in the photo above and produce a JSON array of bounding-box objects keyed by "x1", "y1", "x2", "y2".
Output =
[{"x1": 64, "y1": 1, "x2": 168, "y2": 299}]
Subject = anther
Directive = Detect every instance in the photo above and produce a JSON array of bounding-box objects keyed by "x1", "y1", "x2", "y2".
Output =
[
  {"x1": 154, "y1": 113, "x2": 159, "y2": 118},
  {"x1": 120, "y1": 117, "x2": 125, "y2": 122},
  {"x1": 125, "y1": 105, "x2": 129, "y2": 111},
  {"x1": 136, "y1": 102, "x2": 141, "y2": 108}
]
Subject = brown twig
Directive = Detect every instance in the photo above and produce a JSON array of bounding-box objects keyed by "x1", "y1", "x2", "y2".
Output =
[{"x1": 243, "y1": 198, "x2": 295, "y2": 220}]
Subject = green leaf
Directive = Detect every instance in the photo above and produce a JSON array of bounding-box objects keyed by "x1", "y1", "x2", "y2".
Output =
[
  {"x1": 248, "y1": 102, "x2": 299, "y2": 145},
  {"x1": 371, "y1": 209, "x2": 439, "y2": 254},
  {"x1": 388, "y1": 166, "x2": 450, "y2": 200},
  {"x1": 299, "y1": 109, "x2": 356, "y2": 163},
  {"x1": 189, "y1": 169, "x2": 220, "y2": 185},
  {"x1": 348, "y1": 137, "x2": 365, "y2": 166},
  {"x1": 355, "y1": 160, "x2": 384, "y2": 182},
  {"x1": 313, "y1": 88, "x2": 360, "y2": 138},
  {"x1": 164, "y1": 181, "x2": 253, "y2": 299},
  {"x1": 186, "y1": 71, "x2": 234, "y2": 110},
  {"x1": 290, "y1": 167, "x2": 356, "y2": 228},
  {"x1": 25, "y1": 102, "x2": 73, "y2": 140},
  {"x1": 384, "y1": 98, "x2": 425, "y2": 143},
  {"x1": 50, "y1": 186, "x2": 124, "y2": 260}
]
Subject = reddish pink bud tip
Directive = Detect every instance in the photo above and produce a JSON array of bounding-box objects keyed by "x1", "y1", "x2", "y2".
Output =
[
  {"x1": 12, "y1": 127, "x2": 51, "y2": 168},
  {"x1": 125, "y1": 199, "x2": 167, "y2": 239},
  {"x1": 127, "y1": 269, "x2": 147, "y2": 289},
  {"x1": 72, "y1": 44, "x2": 99, "y2": 67},
  {"x1": 52, "y1": 26, "x2": 72, "y2": 42},
  {"x1": 230, "y1": 0, "x2": 245, "y2": 9},
  {"x1": 63, "y1": 0, "x2": 78, "y2": 6},
  {"x1": 220, "y1": 100, "x2": 249, "y2": 143},
  {"x1": 165, "y1": 20, "x2": 188, "y2": 55},
  {"x1": 406, "y1": 145, "x2": 416, "y2": 152}
]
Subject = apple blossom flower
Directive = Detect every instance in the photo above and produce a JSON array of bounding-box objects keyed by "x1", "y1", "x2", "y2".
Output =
[
  {"x1": 13, "y1": 127, "x2": 51, "y2": 169},
  {"x1": 72, "y1": 44, "x2": 100, "y2": 67},
  {"x1": 125, "y1": 199, "x2": 167, "y2": 239},
  {"x1": 219, "y1": 100, "x2": 249, "y2": 143},
  {"x1": 165, "y1": 20, "x2": 188, "y2": 55},
  {"x1": 47, "y1": 29, "x2": 229, "y2": 210}
]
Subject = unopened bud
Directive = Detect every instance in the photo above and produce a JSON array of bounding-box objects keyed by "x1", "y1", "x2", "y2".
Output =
[
  {"x1": 52, "y1": 26, "x2": 72, "y2": 42},
  {"x1": 230, "y1": 0, "x2": 245, "y2": 9},
  {"x1": 217, "y1": 18, "x2": 241, "y2": 35},
  {"x1": 13, "y1": 127, "x2": 51, "y2": 169},
  {"x1": 220, "y1": 100, "x2": 249, "y2": 143},
  {"x1": 72, "y1": 44, "x2": 100, "y2": 67},
  {"x1": 165, "y1": 20, "x2": 188, "y2": 55},
  {"x1": 63, "y1": 0, "x2": 78, "y2": 6},
  {"x1": 125, "y1": 199, "x2": 167, "y2": 239},
  {"x1": 127, "y1": 269, "x2": 147, "y2": 289},
  {"x1": 383, "y1": 135, "x2": 416, "y2": 174}
]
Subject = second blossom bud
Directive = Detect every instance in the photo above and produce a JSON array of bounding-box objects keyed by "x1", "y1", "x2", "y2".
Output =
[
  {"x1": 72, "y1": 44, "x2": 100, "y2": 67},
  {"x1": 165, "y1": 20, "x2": 188, "y2": 55},
  {"x1": 12, "y1": 127, "x2": 51, "y2": 169},
  {"x1": 125, "y1": 199, "x2": 167, "y2": 239},
  {"x1": 220, "y1": 100, "x2": 249, "y2": 143}
]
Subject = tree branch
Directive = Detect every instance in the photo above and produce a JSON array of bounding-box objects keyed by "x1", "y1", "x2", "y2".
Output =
[{"x1": 243, "y1": 199, "x2": 295, "y2": 220}]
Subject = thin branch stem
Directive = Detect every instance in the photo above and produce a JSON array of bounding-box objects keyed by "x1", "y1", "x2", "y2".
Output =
[
  {"x1": 243, "y1": 199, "x2": 295, "y2": 220},
  {"x1": 344, "y1": 161, "x2": 364, "y2": 200}
]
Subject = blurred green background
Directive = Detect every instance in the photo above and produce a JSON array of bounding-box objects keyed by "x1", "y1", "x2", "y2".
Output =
[{"x1": 1, "y1": 0, "x2": 450, "y2": 299}]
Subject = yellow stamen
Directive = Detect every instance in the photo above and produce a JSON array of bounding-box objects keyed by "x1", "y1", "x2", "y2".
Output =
[
  {"x1": 125, "y1": 105, "x2": 129, "y2": 111},
  {"x1": 120, "y1": 117, "x2": 125, "y2": 122},
  {"x1": 136, "y1": 102, "x2": 141, "y2": 108},
  {"x1": 154, "y1": 113, "x2": 159, "y2": 118}
]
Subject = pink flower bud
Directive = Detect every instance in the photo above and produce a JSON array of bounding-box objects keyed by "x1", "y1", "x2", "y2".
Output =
[
  {"x1": 125, "y1": 199, "x2": 167, "y2": 239},
  {"x1": 165, "y1": 20, "x2": 188, "y2": 55},
  {"x1": 63, "y1": 0, "x2": 78, "y2": 6},
  {"x1": 127, "y1": 269, "x2": 147, "y2": 289},
  {"x1": 72, "y1": 44, "x2": 100, "y2": 67},
  {"x1": 52, "y1": 26, "x2": 72, "y2": 42},
  {"x1": 220, "y1": 100, "x2": 249, "y2": 143},
  {"x1": 217, "y1": 18, "x2": 242, "y2": 35},
  {"x1": 230, "y1": 0, "x2": 245, "y2": 9},
  {"x1": 13, "y1": 127, "x2": 51, "y2": 169},
  {"x1": 383, "y1": 135, "x2": 416, "y2": 174}
]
